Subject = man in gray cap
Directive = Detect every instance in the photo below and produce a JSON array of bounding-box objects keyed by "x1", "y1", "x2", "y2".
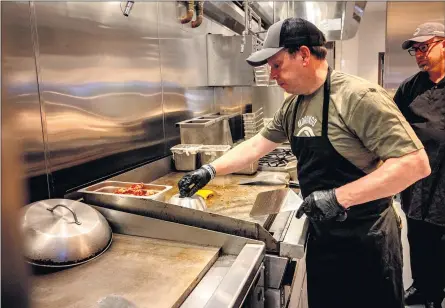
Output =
[
  {"x1": 394, "y1": 22, "x2": 445, "y2": 308},
  {"x1": 178, "y1": 18, "x2": 431, "y2": 308}
]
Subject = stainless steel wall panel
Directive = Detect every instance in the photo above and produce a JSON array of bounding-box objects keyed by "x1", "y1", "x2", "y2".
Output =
[
  {"x1": 34, "y1": 2, "x2": 164, "y2": 195},
  {"x1": 215, "y1": 87, "x2": 244, "y2": 115},
  {"x1": 1, "y1": 2, "x2": 49, "y2": 201},
  {"x1": 213, "y1": 87, "x2": 249, "y2": 142},
  {"x1": 274, "y1": 2, "x2": 289, "y2": 22},
  {"x1": 385, "y1": 2, "x2": 445, "y2": 92},
  {"x1": 184, "y1": 87, "x2": 216, "y2": 115},
  {"x1": 241, "y1": 87, "x2": 253, "y2": 110},
  {"x1": 251, "y1": 87, "x2": 285, "y2": 118},
  {"x1": 163, "y1": 86, "x2": 215, "y2": 150},
  {"x1": 159, "y1": 37, "x2": 208, "y2": 87},
  {"x1": 3, "y1": 1, "x2": 263, "y2": 199},
  {"x1": 158, "y1": 2, "x2": 208, "y2": 86},
  {"x1": 159, "y1": 2, "x2": 220, "y2": 150},
  {"x1": 207, "y1": 34, "x2": 254, "y2": 86},
  {"x1": 210, "y1": 22, "x2": 236, "y2": 37}
]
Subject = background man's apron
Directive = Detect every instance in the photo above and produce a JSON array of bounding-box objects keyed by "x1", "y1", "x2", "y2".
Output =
[{"x1": 289, "y1": 68, "x2": 404, "y2": 308}]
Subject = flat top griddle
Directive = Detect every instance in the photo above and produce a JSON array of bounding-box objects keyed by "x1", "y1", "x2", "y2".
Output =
[
  {"x1": 151, "y1": 172, "x2": 286, "y2": 226},
  {"x1": 31, "y1": 234, "x2": 220, "y2": 308}
]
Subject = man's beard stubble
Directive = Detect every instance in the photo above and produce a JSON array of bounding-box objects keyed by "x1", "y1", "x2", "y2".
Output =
[
  {"x1": 417, "y1": 61, "x2": 429, "y2": 71},
  {"x1": 418, "y1": 64, "x2": 428, "y2": 71}
]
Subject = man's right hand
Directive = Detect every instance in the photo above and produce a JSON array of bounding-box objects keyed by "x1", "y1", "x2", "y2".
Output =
[{"x1": 178, "y1": 164, "x2": 216, "y2": 197}]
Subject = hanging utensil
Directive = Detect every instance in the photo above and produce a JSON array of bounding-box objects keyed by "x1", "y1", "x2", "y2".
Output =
[{"x1": 22, "y1": 199, "x2": 112, "y2": 267}]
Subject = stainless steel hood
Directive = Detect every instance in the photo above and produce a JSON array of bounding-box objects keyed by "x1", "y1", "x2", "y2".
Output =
[
  {"x1": 204, "y1": 1, "x2": 260, "y2": 35},
  {"x1": 204, "y1": 1, "x2": 366, "y2": 41},
  {"x1": 273, "y1": 1, "x2": 366, "y2": 41}
]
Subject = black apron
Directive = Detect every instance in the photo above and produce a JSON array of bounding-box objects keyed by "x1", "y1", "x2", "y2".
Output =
[
  {"x1": 402, "y1": 80, "x2": 445, "y2": 226},
  {"x1": 290, "y1": 68, "x2": 404, "y2": 308}
]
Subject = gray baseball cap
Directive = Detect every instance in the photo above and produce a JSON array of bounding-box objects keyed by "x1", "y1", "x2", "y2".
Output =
[
  {"x1": 402, "y1": 22, "x2": 445, "y2": 50},
  {"x1": 246, "y1": 18, "x2": 327, "y2": 67}
]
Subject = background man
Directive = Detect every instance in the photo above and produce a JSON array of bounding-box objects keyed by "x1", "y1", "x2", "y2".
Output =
[{"x1": 394, "y1": 22, "x2": 445, "y2": 308}]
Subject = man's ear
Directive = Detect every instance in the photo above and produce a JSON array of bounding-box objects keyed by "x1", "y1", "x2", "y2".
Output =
[{"x1": 299, "y1": 46, "x2": 311, "y2": 66}]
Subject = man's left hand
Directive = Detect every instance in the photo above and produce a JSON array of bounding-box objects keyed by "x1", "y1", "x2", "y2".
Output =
[{"x1": 296, "y1": 189, "x2": 347, "y2": 222}]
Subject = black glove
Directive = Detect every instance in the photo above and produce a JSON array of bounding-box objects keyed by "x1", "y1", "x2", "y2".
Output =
[
  {"x1": 296, "y1": 189, "x2": 347, "y2": 222},
  {"x1": 178, "y1": 164, "x2": 216, "y2": 197}
]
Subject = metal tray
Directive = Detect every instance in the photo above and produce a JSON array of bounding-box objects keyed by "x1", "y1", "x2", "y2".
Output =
[
  {"x1": 79, "y1": 181, "x2": 172, "y2": 202},
  {"x1": 242, "y1": 107, "x2": 264, "y2": 120}
]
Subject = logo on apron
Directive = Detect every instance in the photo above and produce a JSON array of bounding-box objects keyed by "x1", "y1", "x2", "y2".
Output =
[{"x1": 297, "y1": 115, "x2": 318, "y2": 137}]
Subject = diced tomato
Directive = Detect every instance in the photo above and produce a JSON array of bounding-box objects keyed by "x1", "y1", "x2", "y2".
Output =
[
  {"x1": 114, "y1": 188, "x2": 129, "y2": 194},
  {"x1": 113, "y1": 183, "x2": 157, "y2": 197},
  {"x1": 129, "y1": 183, "x2": 144, "y2": 190}
]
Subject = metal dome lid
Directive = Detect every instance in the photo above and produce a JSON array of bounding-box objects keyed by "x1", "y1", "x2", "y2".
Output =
[{"x1": 22, "y1": 199, "x2": 112, "y2": 267}]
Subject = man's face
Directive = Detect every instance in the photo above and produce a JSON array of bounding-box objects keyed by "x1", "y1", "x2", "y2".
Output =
[
  {"x1": 267, "y1": 49, "x2": 308, "y2": 94},
  {"x1": 411, "y1": 37, "x2": 445, "y2": 72}
]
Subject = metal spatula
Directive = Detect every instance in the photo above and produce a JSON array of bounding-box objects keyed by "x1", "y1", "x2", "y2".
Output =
[{"x1": 249, "y1": 188, "x2": 304, "y2": 217}]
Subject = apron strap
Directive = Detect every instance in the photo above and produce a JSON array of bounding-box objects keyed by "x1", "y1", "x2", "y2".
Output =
[{"x1": 321, "y1": 67, "x2": 332, "y2": 137}]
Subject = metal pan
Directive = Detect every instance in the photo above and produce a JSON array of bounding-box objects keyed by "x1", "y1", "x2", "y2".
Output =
[{"x1": 79, "y1": 181, "x2": 172, "y2": 202}]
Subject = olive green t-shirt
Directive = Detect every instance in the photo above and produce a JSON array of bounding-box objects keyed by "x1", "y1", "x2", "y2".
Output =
[{"x1": 261, "y1": 70, "x2": 424, "y2": 174}]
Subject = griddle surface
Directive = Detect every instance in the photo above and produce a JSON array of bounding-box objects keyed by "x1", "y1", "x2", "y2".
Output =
[
  {"x1": 152, "y1": 172, "x2": 285, "y2": 226},
  {"x1": 31, "y1": 234, "x2": 219, "y2": 308}
]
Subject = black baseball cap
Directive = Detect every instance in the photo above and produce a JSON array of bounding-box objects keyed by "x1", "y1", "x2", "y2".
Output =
[{"x1": 246, "y1": 18, "x2": 327, "y2": 67}]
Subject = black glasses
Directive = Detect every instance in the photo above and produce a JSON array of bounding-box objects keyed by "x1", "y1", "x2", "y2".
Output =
[{"x1": 408, "y1": 40, "x2": 443, "y2": 56}]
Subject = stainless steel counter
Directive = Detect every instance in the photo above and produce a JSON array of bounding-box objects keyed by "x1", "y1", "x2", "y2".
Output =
[{"x1": 31, "y1": 234, "x2": 220, "y2": 308}]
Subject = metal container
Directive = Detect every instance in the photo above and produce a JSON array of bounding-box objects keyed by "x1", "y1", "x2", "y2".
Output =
[
  {"x1": 176, "y1": 115, "x2": 233, "y2": 146},
  {"x1": 244, "y1": 117, "x2": 264, "y2": 126},
  {"x1": 170, "y1": 144, "x2": 203, "y2": 171},
  {"x1": 243, "y1": 115, "x2": 265, "y2": 128},
  {"x1": 198, "y1": 145, "x2": 231, "y2": 165},
  {"x1": 79, "y1": 181, "x2": 172, "y2": 202},
  {"x1": 243, "y1": 109, "x2": 264, "y2": 139},
  {"x1": 244, "y1": 127, "x2": 264, "y2": 135},
  {"x1": 242, "y1": 108, "x2": 264, "y2": 120},
  {"x1": 22, "y1": 199, "x2": 112, "y2": 267}
]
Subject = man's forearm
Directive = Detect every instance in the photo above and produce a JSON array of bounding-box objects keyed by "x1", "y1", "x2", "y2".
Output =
[
  {"x1": 335, "y1": 149, "x2": 431, "y2": 208},
  {"x1": 211, "y1": 134, "x2": 280, "y2": 175}
]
